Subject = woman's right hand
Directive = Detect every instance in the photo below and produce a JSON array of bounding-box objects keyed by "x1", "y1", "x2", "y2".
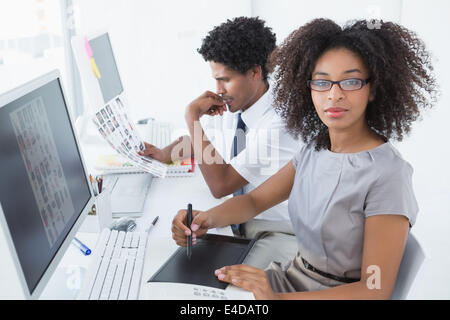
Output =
[{"x1": 171, "y1": 209, "x2": 212, "y2": 246}]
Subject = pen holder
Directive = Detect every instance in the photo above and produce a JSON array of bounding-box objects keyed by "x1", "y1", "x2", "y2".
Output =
[
  {"x1": 94, "y1": 188, "x2": 113, "y2": 231},
  {"x1": 79, "y1": 188, "x2": 113, "y2": 233}
]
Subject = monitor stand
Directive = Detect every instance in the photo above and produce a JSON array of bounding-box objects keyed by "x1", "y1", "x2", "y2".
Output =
[{"x1": 39, "y1": 266, "x2": 87, "y2": 300}]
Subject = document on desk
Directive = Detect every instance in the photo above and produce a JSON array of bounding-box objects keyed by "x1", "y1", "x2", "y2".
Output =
[
  {"x1": 91, "y1": 97, "x2": 168, "y2": 178},
  {"x1": 95, "y1": 153, "x2": 196, "y2": 177}
]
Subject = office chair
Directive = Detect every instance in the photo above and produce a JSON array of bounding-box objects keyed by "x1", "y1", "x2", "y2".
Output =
[{"x1": 391, "y1": 233, "x2": 425, "y2": 300}]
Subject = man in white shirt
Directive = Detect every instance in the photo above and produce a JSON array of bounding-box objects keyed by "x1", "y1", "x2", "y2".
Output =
[{"x1": 140, "y1": 17, "x2": 300, "y2": 268}]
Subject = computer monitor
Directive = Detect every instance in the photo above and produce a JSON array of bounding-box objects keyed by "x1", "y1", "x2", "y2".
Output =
[
  {"x1": 71, "y1": 31, "x2": 124, "y2": 107},
  {"x1": 87, "y1": 32, "x2": 124, "y2": 104},
  {"x1": 0, "y1": 70, "x2": 95, "y2": 299}
]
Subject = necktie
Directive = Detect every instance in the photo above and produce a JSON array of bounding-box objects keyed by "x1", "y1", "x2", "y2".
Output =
[
  {"x1": 231, "y1": 113, "x2": 246, "y2": 234},
  {"x1": 232, "y1": 112, "x2": 247, "y2": 196}
]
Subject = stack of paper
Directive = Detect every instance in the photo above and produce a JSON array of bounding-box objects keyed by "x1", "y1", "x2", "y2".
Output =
[
  {"x1": 95, "y1": 154, "x2": 195, "y2": 177},
  {"x1": 167, "y1": 158, "x2": 195, "y2": 177}
]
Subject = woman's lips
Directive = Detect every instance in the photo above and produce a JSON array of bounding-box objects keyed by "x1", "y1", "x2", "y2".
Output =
[{"x1": 325, "y1": 107, "x2": 348, "y2": 118}]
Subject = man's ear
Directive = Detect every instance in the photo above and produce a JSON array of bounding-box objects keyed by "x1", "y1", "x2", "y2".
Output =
[{"x1": 248, "y1": 65, "x2": 263, "y2": 80}]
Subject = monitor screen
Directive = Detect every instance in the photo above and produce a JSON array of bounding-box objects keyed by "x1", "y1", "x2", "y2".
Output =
[
  {"x1": 89, "y1": 33, "x2": 124, "y2": 103},
  {"x1": 0, "y1": 78, "x2": 91, "y2": 295}
]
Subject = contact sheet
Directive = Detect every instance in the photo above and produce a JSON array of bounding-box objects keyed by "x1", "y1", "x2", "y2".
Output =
[{"x1": 92, "y1": 97, "x2": 168, "y2": 178}]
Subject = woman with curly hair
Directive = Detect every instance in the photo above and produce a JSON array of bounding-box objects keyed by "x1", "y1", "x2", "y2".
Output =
[{"x1": 171, "y1": 18, "x2": 438, "y2": 299}]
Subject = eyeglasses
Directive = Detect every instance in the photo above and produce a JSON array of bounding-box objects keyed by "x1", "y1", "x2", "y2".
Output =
[{"x1": 307, "y1": 78, "x2": 370, "y2": 92}]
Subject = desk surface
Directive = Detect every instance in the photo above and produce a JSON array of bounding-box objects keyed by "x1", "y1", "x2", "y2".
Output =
[{"x1": 41, "y1": 140, "x2": 234, "y2": 299}]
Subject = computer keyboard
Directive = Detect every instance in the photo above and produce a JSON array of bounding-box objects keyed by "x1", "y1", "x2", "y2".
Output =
[
  {"x1": 146, "y1": 120, "x2": 173, "y2": 149},
  {"x1": 78, "y1": 228, "x2": 148, "y2": 300}
]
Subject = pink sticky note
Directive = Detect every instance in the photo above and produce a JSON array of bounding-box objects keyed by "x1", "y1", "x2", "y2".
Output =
[{"x1": 84, "y1": 37, "x2": 93, "y2": 58}]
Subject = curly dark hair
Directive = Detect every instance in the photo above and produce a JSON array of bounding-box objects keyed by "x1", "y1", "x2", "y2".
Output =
[
  {"x1": 272, "y1": 18, "x2": 438, "y2": 150},
  {"x1": 198, "y1": 16, "x2": 276, "y2": 81}
]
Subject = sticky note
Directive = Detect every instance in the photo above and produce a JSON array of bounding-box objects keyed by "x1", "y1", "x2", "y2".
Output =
[
  {"x1": 90, "y1": 58, "x2": 101, "y2": 79},
  {"x1": 84, "y1": 37, "x2": 93, "y2": 58}
]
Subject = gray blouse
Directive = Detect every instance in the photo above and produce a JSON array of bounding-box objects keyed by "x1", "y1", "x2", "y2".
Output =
[{"x1": 266, "y1": 142, "x2": 418, "y2": 292}]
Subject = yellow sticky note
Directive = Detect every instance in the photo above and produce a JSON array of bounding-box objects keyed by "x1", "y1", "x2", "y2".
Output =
[{"x1": 90, "y1": 58, "x2": 101, "y2": 79}]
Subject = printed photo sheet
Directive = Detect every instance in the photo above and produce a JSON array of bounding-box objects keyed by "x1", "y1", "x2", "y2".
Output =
[{"x1": 92, "y1": 97, "x2": 168, "y2": 177}]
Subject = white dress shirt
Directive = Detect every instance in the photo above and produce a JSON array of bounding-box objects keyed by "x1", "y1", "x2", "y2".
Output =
[{"x1": 200, "y1": 88, "x2": 301, "y2": 221}]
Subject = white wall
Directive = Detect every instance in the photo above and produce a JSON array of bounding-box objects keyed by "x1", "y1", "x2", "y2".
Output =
[
  {"x1": 252, "y1": 0, "x2": 403, "y2": 44},
  {"x1": 395, "y1": 0, "x2": 450, "y2": 299},
  {"x1": 74, "y1": 0, "x2": 251, "y2": 128}
]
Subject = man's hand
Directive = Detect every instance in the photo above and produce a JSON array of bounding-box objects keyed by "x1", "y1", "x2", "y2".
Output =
[
  {"x1": 185, "y1": 91, "x2": 227, "y2": 120},
  {"x1": 138, "y1": 142, "x2": 172, "y2": 164}
]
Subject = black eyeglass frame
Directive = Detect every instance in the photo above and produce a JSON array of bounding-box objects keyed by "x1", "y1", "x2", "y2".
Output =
[{"x1": 307, "y1": 78, "x2": 371, "y2": 91}]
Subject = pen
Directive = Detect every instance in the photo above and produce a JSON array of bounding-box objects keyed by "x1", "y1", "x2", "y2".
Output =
[
  {"x1": 72, "y1": 237, "x2": 91, "y2": 256},
  {"x1": 98, "y1": 175, "x2": 103, "y2": 193},
  {"x1": 146, "y1": 215, "x2": 159, "y2": 233},
  {"x1": 187, "y1": 203, "x2": 192, "y2": 260},
  {"x1": 90, "y1": 175, "x2": 98, "y2": 196},
  {"x1": 95, "y1": 176, "x2": 101, "y2": 194}
]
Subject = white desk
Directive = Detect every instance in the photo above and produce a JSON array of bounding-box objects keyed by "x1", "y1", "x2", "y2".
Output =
[{"x1": 41, "y1": 140, "x2": 234, "y2": 299}]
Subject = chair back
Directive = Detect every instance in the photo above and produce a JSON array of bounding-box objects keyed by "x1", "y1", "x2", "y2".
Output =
[{"x1": 391, "y1": 233, "x2": 425, "y2": 300}]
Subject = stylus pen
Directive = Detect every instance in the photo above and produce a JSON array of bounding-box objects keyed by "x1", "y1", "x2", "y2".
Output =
[
  {"x1": 187, "y1": 203, "x2": 192, "y2": 260},
  {"x1": 146, "y1": 215, "x2": 159, "y2": 233},
  {"x1": 72, "y1": 237, "x2": 91, "y2": 256}
]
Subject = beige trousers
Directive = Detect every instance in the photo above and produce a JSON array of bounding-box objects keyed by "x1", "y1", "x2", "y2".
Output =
[{"x1": 241, "y1": 219, "x2": 298, "y2": 271}]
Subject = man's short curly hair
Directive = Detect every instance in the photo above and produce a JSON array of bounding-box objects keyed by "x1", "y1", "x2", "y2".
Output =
[
  {"x1": 198, "y1": 16, "x2": 276, "y2": 81},
  {"x1": 272, "y1": 18, "x2": 438, "y2": 150}
]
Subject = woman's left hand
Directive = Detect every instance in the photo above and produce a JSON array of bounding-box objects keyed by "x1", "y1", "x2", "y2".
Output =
[{"x1": 215, "y1": 264, "x2": 279, "y2": 300}]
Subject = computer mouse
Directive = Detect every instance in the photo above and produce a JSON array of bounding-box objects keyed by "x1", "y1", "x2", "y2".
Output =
[{"x1": 111, "y1": 217, "x2": 137, "y2": 232}]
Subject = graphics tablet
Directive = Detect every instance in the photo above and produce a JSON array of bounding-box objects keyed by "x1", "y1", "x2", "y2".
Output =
[{"x1": 148, "y1": 234, "x2": 256, "y2": 289}]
